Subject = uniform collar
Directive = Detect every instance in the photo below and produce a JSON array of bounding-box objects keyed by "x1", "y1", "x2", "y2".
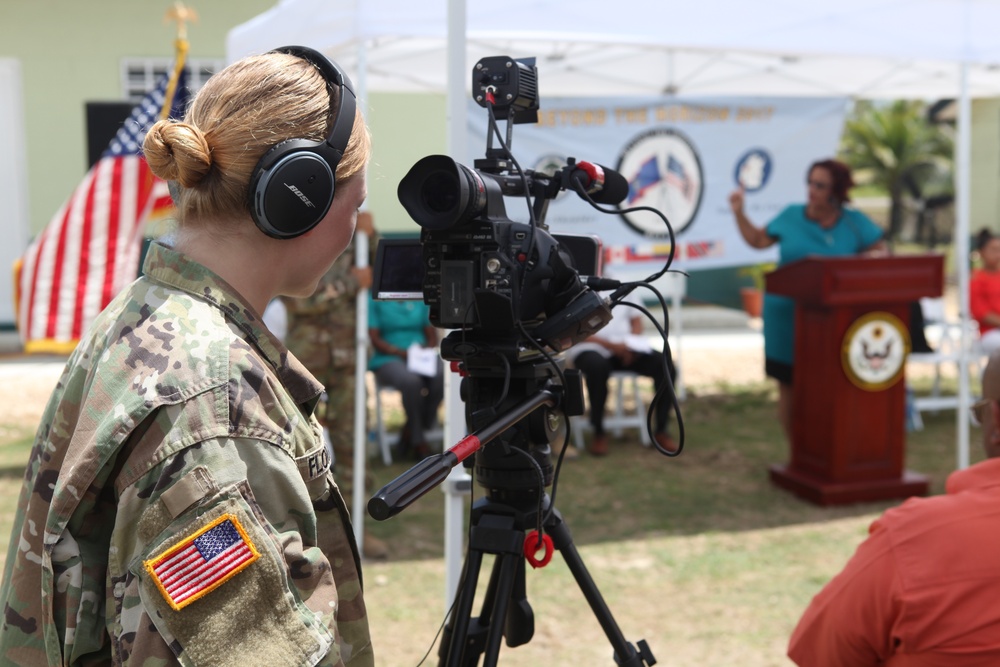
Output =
[{"x1": 142, "y1": 241, "x2": 324, "y2": 410}]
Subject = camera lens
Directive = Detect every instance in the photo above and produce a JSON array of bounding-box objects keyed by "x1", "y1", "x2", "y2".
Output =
[
  {"x1": 421, "y1": 171, "x2": 460, "y2": 214},
  {"x1": 398, "y1": 155, "x2": 492, "y2": 230}
]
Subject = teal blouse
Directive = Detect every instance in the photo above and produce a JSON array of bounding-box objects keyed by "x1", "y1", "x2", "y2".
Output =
[
  {"x1": 368, "y1": 298, "x2": 432, "y2": 370},
  {"x1": 763, "y1": 204, "x2": 883, "y2": 365}
]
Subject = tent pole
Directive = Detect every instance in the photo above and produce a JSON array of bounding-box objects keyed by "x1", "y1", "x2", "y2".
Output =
[
  {"x1": 956, "y1": 59, "x2": 972, "y2": 470},
  {"x1": 352, "y1": 39, "x2": 371, "y2": 553},
  {"x1": 442, "y1": 0, "x2": 470, "y2": 616}
]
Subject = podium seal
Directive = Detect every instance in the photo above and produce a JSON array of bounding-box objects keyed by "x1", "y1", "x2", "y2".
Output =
[{"x1": 841, "y1": 312, "x2": 910, "y2": 391}]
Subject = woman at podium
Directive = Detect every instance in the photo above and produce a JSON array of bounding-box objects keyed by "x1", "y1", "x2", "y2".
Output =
[{"x1": 728, "y1": 158, "x2": 885, "y2": 445}]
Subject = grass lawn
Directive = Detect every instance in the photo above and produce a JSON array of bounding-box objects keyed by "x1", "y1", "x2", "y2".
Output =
[
  {"x1": 0, "y1": 378, "x2": 977, "y2": 666},
  {"x1": 359, "y1": 379, "x2": 978, "y2": 665}
]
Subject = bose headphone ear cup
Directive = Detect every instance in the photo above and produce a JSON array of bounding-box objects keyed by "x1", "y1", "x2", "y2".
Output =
[
  {"x1": 251, "y1": 140, "x2": 336, "y2": 239},
  {"x1": 248, "y1": 46, "x2": 357, "y2": 240}
]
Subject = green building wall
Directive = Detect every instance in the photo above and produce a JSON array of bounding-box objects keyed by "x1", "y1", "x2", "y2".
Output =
[{"x1": 6, "y1": 2, "x2": 1000, "y2": 313}]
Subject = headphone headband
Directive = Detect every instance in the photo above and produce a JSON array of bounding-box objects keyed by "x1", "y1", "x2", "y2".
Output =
[
  {"x1": 248, "y1": 45, "x2": 358, "y2": 239},
  {"x1": 273, "y1": 46, "x2": 357, "y2": 163}
]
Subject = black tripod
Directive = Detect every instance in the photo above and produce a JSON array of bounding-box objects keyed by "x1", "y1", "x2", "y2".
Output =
[
  {"x1": 369, "y1": 363, "x2": 656, "y2": 666},
  {"x1": 440, "y1": 485, "x2": 656, "y2": 666}
]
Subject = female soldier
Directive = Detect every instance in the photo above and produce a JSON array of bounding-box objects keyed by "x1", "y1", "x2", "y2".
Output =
[{"x1": 0, "y1": 47, "x2": 373, "y2": 666}]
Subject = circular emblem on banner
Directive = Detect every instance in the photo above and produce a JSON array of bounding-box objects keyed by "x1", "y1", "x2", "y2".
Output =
[
  {"x1": 841, "y1": 312, "x2": 910, "y2": 391},
  {"x1": 615, "y1": 128, "x2": 704, "y2": 238},
  {"x1": 734, "y1": 148, "x2": 773, "y2": 193}
]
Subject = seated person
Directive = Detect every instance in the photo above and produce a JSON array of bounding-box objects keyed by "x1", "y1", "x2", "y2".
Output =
[
  {"x1": 908, "y1": 300, "x2": 933, "y2": 354},
  {"x1": 566, "y1": 289, "x2": 677, "y2": 456},
  {"x1": 788, "y1": 351, "x2": 1000, "y2": 665},
  {"x1": 971, "y1": 227, "x2": 1000, "y2": 355},
  {"x1": 368, "y1": 298, "x2": 444, "y2": 459}
]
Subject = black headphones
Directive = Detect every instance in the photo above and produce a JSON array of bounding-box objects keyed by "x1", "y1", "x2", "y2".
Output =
[{"x1": 247, "y1": 46, "x2": 357, "y2": 239}]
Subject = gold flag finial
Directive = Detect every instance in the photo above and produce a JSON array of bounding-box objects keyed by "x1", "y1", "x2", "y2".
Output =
[
  {"x1": 164, "y1": 2, "x2": 198, "y2": 42},
  {"x1": 159, "y1": 2, "x2": 194, "y2": 120}
]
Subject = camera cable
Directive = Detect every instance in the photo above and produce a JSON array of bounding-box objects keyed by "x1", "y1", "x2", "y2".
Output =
[
  {"x1": 483, "y1": 101, "x2": 547, "y2": 303},
  {"x1": 613, "y1": 292, "x2": 686, "y2": 457}
]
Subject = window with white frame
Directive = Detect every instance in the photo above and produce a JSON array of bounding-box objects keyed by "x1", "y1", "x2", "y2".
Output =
[{"x1": 121, "y1": 58, "x2": 222, "y2": 103}]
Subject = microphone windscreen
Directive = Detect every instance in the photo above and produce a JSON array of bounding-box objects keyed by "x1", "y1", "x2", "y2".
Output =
[{"x1": 590, "y1": 165, "x2": 629, "y2": 205}]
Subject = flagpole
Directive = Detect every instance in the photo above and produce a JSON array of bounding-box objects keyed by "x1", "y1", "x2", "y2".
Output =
[
  {"x1": 143, "y1": 2, "x2": 195, "y2": 232},
  {"x1": 19, "y1": 6, "x2": 196, "y2": 355},
  {"x1": 162, "y1": 2, "x2": 196, "y2": 118}
]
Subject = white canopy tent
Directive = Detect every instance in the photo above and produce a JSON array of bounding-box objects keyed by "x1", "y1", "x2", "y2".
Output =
[
  {"x1": 229, "y1": 0, "x2": 1000, "y2": 98},
  {"x1": 229, "y1": 0, "x2": 1000, "y2": 596}
]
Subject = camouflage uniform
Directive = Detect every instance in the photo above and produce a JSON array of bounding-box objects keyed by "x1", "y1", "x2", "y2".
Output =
[
  {"x1": 281, "y1": 234, "x2": 374, "y2": 500},
  {"x1": 0, "y1": 242, "x2": 373, "y2": 666}
]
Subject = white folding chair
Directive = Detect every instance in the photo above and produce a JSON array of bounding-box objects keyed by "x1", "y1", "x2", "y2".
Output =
[
  {"x1": 372, "y1": 376, "x2": 399, "y2": 465},
  {"x1": 371, "y1": 373, "x2": 444, "y2": 465},
  {"x1": 571, "y1": 370, "x2": 652, "y2": 449},
  {"x1": 907, "y1": 297, "x2": 985, "y2": 427}
]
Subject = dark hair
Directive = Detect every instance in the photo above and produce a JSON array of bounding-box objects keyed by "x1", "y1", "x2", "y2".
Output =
[
  {"x1": 809, "y1": 159, "x2": 854, "y2": 205},
  {"x1": 976, "y1": 227, "x2": 996, "y2": 252}
]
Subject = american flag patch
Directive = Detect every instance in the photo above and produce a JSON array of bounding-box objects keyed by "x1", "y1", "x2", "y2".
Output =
[{"x1": 144, "y1": 513, "x2": 260, "y2": 611}]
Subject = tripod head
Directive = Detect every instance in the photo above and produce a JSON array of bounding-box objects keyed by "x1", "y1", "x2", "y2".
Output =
[{"x1": 367, "y1": 355, "x2": 584, "y2": 521}]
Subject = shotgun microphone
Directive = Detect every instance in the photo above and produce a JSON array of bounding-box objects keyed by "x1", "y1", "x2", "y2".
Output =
[{"x1": 564, "y1": 160, "x2": 629, "y2": 205}]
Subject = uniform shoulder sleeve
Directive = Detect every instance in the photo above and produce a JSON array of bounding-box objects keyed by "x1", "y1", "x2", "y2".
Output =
[{"x1": 119, "y1": 444, "x2": 341, "y2": 667}]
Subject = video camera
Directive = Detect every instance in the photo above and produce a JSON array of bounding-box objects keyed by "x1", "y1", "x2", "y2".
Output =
[
  {"x1": 367, "y1": 59, "x2": 668, "y2": 667},
  {"x1": 373, "y1": 56, "x2": 631, "y2": 364},
  {"x1": 368, "y1": 54, "x2": 682, "y2": 524}
]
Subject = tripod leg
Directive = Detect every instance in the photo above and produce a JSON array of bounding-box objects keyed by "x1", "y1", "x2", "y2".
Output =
[
  {"x1": 504, "y1": 556, "x2": 534, "y2": 647},
  {"x1": 441, "y1": 513, "x2": 532, "y2": 667},
  {"x1": 480, "y1": 553, "x2": 519, "y2": 667},
  {"x1": 475, "y1": 549, "x2": 533, "y2": 649},
  {"x1": 547, "y1": 509, "x2": 657, "y2": 666},
  {"x1": 441, "y1": 548, "x2": 484, "y2": 666}
]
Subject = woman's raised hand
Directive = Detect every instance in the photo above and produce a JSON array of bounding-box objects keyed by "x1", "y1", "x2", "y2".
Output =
[{"x1": 728, "y1": 187, "x2": 745, "y2": 215}]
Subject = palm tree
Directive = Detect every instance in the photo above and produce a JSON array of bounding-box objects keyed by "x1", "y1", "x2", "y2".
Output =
[{"x1": 839, "y1": 100, "x2": 954, "y2": 243}]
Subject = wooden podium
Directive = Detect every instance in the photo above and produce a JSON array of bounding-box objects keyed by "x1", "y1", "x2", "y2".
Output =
[{"x1": 765, "y1": 255, "x2": 943, "y2": 505}]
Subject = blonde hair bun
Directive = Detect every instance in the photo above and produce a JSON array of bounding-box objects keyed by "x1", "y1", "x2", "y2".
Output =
[{"x1": 144, "y1": 119, "x2": 212, "y2": 188}]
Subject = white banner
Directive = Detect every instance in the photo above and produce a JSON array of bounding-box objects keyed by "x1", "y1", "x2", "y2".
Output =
[{"x1": 467, "y1": 96, "x2": 849, "y2": 277}]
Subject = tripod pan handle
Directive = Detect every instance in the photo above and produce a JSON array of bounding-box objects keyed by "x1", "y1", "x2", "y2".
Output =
[{"x1": 367, "y1": 452, "x2": 457, "y2": 521}]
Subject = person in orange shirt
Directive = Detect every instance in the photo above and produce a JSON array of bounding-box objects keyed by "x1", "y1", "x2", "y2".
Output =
[
  {"x1": 788, "y1": 349, "x2": 1000, "y2": 665},
  {"x1": 970, "y1": 227, "x2": 1000, "y2": 355}
]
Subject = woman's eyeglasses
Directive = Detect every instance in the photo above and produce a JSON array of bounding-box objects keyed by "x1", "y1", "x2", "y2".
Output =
[{"x1": 807, "y1": 180, "x2": 831, "y2": 190}]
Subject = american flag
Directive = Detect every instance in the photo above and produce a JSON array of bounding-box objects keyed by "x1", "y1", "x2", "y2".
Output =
[
  {"x1": 145, "y1": 514, "x2": 260, "y2": 611},
  {"x1": 16, "y1": 66, "x2": 188, "y2": 353},
  {"x1": 665, "y1": 155, "x2": 694, "y2": 201},
  {"x1": 627, "y1": 156, "x2": 663, "y2": 205}
]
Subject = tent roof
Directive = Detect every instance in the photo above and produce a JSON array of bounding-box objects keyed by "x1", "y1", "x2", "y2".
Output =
[{"x1": 228, "y1": 0, "x2": 1000, "y2": 99}]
